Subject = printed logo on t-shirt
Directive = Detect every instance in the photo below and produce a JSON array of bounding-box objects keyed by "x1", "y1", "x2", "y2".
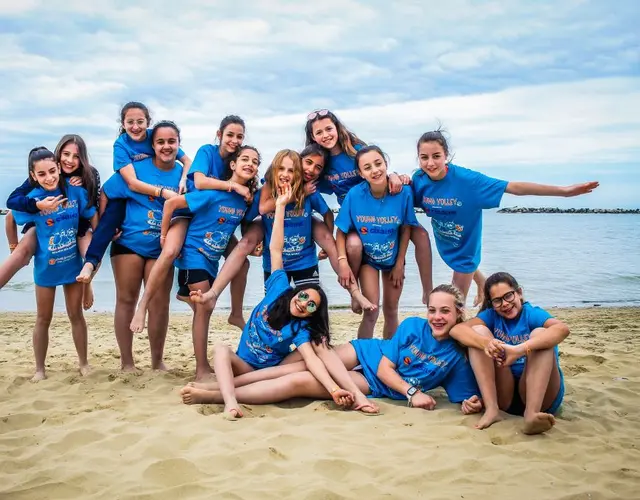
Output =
[{"x1": 360, "y1": 227, "x2": 368, "y2": 235}]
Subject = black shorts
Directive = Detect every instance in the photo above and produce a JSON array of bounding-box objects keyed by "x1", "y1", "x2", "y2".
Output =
[
  {"x1": 77, "y1": 218, "x2": 92, "y2": 238},
  {"x1": 110, "y1": 241, "x2": 146, "y2": 259},
  {"x1": 263, "y1": 265, "x2": 320, "y2": 289},
  {"x1": 177, "y1": 268, "x2": 215, "y2": 297},
  {"x1": 506, "y1": 377, "x2": 526, "y2": 416}
]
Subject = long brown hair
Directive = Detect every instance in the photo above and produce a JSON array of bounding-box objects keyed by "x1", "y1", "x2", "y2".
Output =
[
  {"x1": 263, "y1": 149, "x2": 305, "y2": 210},
  {"x1": 304, "y1": 110, "x2": 366, "y2": 157},
  {"x1": 54, "y1": 134, "x2": 97, "y2": 206}
]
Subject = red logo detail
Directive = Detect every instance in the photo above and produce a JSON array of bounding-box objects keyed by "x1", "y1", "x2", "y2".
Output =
[
  {"x1": 218, "y1": 217, "x2": 226, "y2": 224},
  {"x1": 360, "y1": 227, "x2": 368, "y2": 235},
  {"x1": 48, "y1": 259, "x2": 56, "y2": 265},
  {"x1": 46, "y1": 218, "x2": 54, "y2": 226},
  {"x1": 403, "y1": 357, "x2": 411, "y2": 365}
]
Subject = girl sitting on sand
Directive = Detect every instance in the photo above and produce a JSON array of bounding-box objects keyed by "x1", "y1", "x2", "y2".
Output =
[
  {"x1": 76, "y1": 102, "x2": 192, "y2": 285},
  {"x1": 100, "y1": 121, "x2": 184, "y2": 373},
  {"x1": 159, "y1": 145, "x2": 261, "y2": 381},
  {"x1": 11, "y1": 147, "x2": 98, "y2": 380},
  {"x1": 188, "y1": 184, "x2": 363, "y2": 419},
  {"x1": 181, "y1": 284, "x2": 486, "y2": 418},
  {"x1": 305, "y1": 109, "x2": 433, "y2": 308},
  {"x1": 464, "y1": 272, "x2": 568, "y2": 434},
  {"x1": 335, "y1": 145, "x2": 417, "y2": 339},
  {"x1": 129, "y1": 115, "x2": 263, "y2": 334},
  {"x1": 2, "y1": 135, "x2": 100, "y2": 310},
  {"x1": 411, "y1": 129, "x2": 599, "y2": 302}
]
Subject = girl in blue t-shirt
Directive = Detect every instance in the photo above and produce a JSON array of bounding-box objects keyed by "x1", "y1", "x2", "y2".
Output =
[
  {"x1": 160, "y1": 145, "x2": 261, "y2": 381},
  {"x1": 180, "y1": 284, "x2": 486, "y2": 418},
  {"x1": 128, "y1": 116, "x2": 261, "y2": 334},
  {"x1": 336, "y1": 146, "x2": 418, "y2": 340},
  {"x1": 2, "y1": 136, "x2": 101, "y2": 310},
  {"x1": 186, "y1": 185, "x2": 357, "y2": 419},
  {"x1": 464, "y1": 272, "x2": 569, "y2": 435},
  {"x1": 11, "y1": 147, "x2": 98, "y2": 381},
  {"x1": 103, "y1": 121, "x2": 183, "y2": 373},
  {"x1": 412, "y1": 129, "x2": 599, "y2": 303},
  {"x1": 76, "y1": 102, "x2": 192, "y2": 284},
  {"x1": 305, "y1": 109, "x2": 434, "y2": 310}
]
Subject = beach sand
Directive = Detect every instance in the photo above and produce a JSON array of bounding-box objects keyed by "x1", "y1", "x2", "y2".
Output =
[{"x1": 0, "y1": 308, "x2": 638, "y2": 499}]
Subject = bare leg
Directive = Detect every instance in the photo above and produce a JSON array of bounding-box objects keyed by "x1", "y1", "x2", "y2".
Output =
[
  {"x1": 519, "y1": 328, "x2": 562, "y2": 435},
  {"x1": 187, "y1": 279, "x2": 215, "y2": 380},
  {"x1": 130, "y1": 219, "x2": 187, "y2": 333},
  {"x1": 77, "y1": 232, "x2": 95, "y2": 310},
  {"x1": 410, "y1": 226, "x2": 433, "y2": 304},
  {"x1": 212, "y1": 344, "x2": 256, "y2": 418},
  {"x1": 63, "y1": 281, "x2": 90, "y2": 375},
  {"x1": 223, "y1": 235, "x2": 249, "y2": 330},
  {"x1": 32, "y1": 286, "x2": 55, "y2": 381},
  {"x1": 0, "y1": 227, "x2": 36, "y2": 289},
  {"x1": 346, "y1": 231, "x2": 364, "y2": 313},
  {"x1": 380, "y1": 269, "x2": 403, "y2": 339},
  {"x1": 357, "y1": 264, "x2": 380, "y2": 339},
  {"x1": 112, "y1": 254, "x2": 145, "y2": 371},
  {"x1": 452, "y1": 270, "x2": 475, "y2": 303},
  {"x1": 144, "y1": 258, "x2": 173, "y2": 370}
]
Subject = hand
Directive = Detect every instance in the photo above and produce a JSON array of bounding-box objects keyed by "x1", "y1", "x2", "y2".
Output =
[
  {"x1": 189, "y1": 289, "x2": 206, "y2": 304},
  {"x1": 461, "y1": 395, "x2": 483, "y2": 415},
  {"x1": 337, "y1": 260, "x2": 354, "y2": 288},
  {"x1": 275, "y1": 184, "x2": 292, "y2": 207},
  {"x1": 304, "y1": 181, "x2": 317, "y2": 195},
  {"x1": 330, "y1": 388, "x2": 355, "y2": 408},
  {"x1": 250, "y1": 241, "x2": 264, "y2": 257},
  {"x1": 484, "y1": 338, "x2": 505, "y2": 361},
  {"x1": 68, "y1": 176, "x2": 83, "y2": 187},
  {"x1": 496, "y1": 343, "x2": 525, "y2": 368},
  {"x1": 36, "y1": 195, "x2": 67, "y2": 212},
  {"x1": 317, "y1": 249, "x2": 328, "y2": 260},
  {"x1": 389, "y1": 262, "x2": 405, "y2": 288},
  {"x1": 178, "y1": 176, "x2": 188, "y2": 194},
  {"x1": 162, "y1": 189, "x2": 178, "y2": 200},
  {"x1": 111, "y1": 229, "x2": 122, "y2": 242},
  {"x1": 562, "y1": 181, "x2": 599, "y2": 197},
  {"x1": 388, "y1": 173, "x2": 403, "y2": 194},
  {"x1": 233, "y1": 183, "x2": 251, "y2": 201},
  {"x1": 409, "y1": 391, "x2": 436, "y2": 410}
]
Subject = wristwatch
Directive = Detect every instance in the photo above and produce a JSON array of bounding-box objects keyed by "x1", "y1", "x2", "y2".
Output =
[{"x1": 406, "y1": 385, "x2": 419, "y2": 407}]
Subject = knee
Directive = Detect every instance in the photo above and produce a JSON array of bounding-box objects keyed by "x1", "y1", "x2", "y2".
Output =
[
  {"x1": 117, "y1": 293, "x2": 138, "y2": 309},
  {"x1": 162, "y1": 242, "x2": 182, "y2": 260},
  {"x1": 36, "y1": 312, "x2": 53, "y2": 328},
  {"x1": 213, "y1": 343, "x2": 231, "y2": 357},
  {"x1": 363, "y1": 308, "x2": 379, "y2": 324},
  {"x1": 236, "y1": 236, "x2": 257, "y2": 255},
  {"x1": 13, "y1": 245, "x2": 33, "y2": 265},
  {"x1": 345, "y1": 233, "x2": 362, "y2": 255},
  {"x1": 410, "y1": 225, "x2": 430, "y2": 244},
  {"x1": 529, "y1": 327, "x2": 547, "y2": 339},
  {"x1": 472, "y1": 325, "x2": 493, "y2": 338},
  {"x1": 382, "y1": 302, "x2": 398, "y2": 318},
  {"x1": 67, "y1": 308, "x2": 84, "y2": 324}
]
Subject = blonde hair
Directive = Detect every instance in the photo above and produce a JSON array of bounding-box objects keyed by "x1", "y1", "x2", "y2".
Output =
[
  {"x1": 429, "y1": 284, "x2": 466, "y2": 323},
  {"x1": 264, "y1": 149, "x2": 305, "y2": 210}
]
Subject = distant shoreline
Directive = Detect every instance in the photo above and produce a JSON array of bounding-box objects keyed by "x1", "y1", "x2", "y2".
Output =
[{"x1": 497, "y1": 207, "x2": 639, "y2": 214}]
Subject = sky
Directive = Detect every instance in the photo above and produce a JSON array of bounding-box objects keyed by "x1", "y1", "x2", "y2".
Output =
[{"x1": 0, "y1": 0, "x2": 638, "y2": 208}]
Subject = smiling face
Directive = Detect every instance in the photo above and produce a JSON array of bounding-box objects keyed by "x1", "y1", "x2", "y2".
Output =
[
  {"x1": 123, "y1": 107, "x2": 149, "y2": 142},
  {"x1": 427, "y1": 291, "x2": 459, "y2": 340},
  {"x1": 418, "y1": 141, "x2": 448, "y2": 180},
  {"x1": 218, "y1": 123, "x2": 244, "y2": 157},
  {"x1": 311, "y1": 118, "x2": 338, "y2": 151},
  {"x1": 230, "y1": 148, "x2": 259, "y2": 183},
  {"x1": 357, "y1": 150, "x2": 388, "y2": 188},
  {"x1": 301, "y1": 153, "x2": 325, "y2": 183},
  {"x1": 152, "y1": 126, "x2": 179, "y2": 164},
  {"x1": 289, "y1": 289, "x2": 322, "y2": 318},
  {"x1": 31, "y1": 159, "x2": 61, "y2": 191},
  {"x1": 488, "y1": 282, "x2": 523, "y2": 320},
  {"x1": 275, "y1": 156, "x2": 295, "y2": 188},
  {"x1": 59, "y1": 142, "x2": 80, "y2": 175}
]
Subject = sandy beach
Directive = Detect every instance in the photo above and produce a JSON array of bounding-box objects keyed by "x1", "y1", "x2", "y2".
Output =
[{"x1": 0, "y1": 307, "x2": 638, "y2": 499}]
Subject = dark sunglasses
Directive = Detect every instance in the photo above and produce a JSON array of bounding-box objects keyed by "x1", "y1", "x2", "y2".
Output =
[
  {"x1": 306, "y1": 109, "x2": 330, "y2": 121},
  {"x1": 490, "y1": 290, "x2": 517, "y2": 308},
  {"x1": 297, "y1": 291, "x2": 317, "y2": 313}
]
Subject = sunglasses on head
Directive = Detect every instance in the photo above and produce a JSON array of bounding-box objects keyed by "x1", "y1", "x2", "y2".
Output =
[
  {"x1": 306, "y1": 109, "x2": 330, "y2": 121},
  {"x1": 490, "y1": 290, "x2": 516, "y2": 308},
  {"x1": 297, "y1": 291, "x2": 318, "y2": 313}
]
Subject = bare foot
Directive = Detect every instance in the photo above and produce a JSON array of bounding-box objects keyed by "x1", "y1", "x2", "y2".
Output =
[
  {"x1": 188, "y1": 379, "x2": 219, "y2": 390},
  {"x1": 180, "y1": 386, "x2": 217, "y2": 405},
  {"x1": 351, "y1": 289, "x2": 377, "y2": 314},
  {"x1": 176, "y1": 293, "x2": 190, "y2": 304},
  {"x1": 130, "y1": 306, "x2": 147, "y2": 333},
  {"x1": 76, "y1": 262, "x2": 95, "y2": 284},
  {"x1": 473, "y1": 285, "x2": 485, "y2": 307},
  {"x1": 353, "y1": 396, "x2": 380, "y2": 415},
  {"x1": 82, "y1": 283, "x2": 94, "y2": 310},
  {"x1": 350, "y1": 296, "x2": 363, "y2": 314},
  {"x1": 79, "y1": 364, "x2": 92, "y2": 377},
  {"x1": 31, "y1": 370, "x2": 46, "y2": 382},
  {"x1": 228, "y1": 313, "x2": 246, "y2": 330},
  {"x1": 475, "y1": 409, "x2": 504, "y2": 430},
  {"x1": 223, "y1": 403, "x2": 243, "y2": 420},
  {"x1": 152, "y1": 361, "x2": 168, "y2": 372},
  {"x1": 523, "y1": 412, "x2": 556, "y2": 435},
  {"x1": 194, "y1": 370, "x2": 216, "y2": 383},
  {"x1": 121, "y1": 364, "x2": 139, "y2": 373}
]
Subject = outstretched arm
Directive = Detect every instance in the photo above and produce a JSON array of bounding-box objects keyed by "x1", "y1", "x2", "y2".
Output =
[
  {"x1": 269, "y1": 185, "x2": 291, "y2": 272},
  {"x1": 505, "y1": 181, "x2": 599, "y2": 197},
  {"x1": 120, "y1": 164, "x2": 177, "y2": 199}
]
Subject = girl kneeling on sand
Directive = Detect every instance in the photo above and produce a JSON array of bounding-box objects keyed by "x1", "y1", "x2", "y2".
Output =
[
  {"x1": 181, "y1": 284, "x2": 486, "y2": 417},
  {"x1": 464, "y1": 272, "x2": 568, "y2": 434}
]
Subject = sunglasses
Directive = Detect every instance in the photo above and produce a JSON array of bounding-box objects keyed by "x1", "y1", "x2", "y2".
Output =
[
  {"x1": 306, "y1": 109, "x2": 330, "y2": 121},
  {"x1": 296, "y1": 291, "x2": 318, "y2": 314},
  {"x1": 490, "y1": 290, "x2": 517, "y2": 308}
]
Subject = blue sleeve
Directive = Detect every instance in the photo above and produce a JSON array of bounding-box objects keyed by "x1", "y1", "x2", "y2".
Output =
[
  {"x1": 177, "y1": 147, "x2": 186, "y2": 161},
  {"x1": 77, "y1": 187, "x2": 96, "y2": 219},
  {"x1": 410, "y1": 172, "x2": 425, "y2": 209},
  {"x1": 264, "y1": 269, "x2": 292, "y2": 303},
  {"x1": 188, "y1": 146, "x2": 214, "y2": 180},
  {"x1": 476, "y1": 309, "x2": 495, "y2": 329},
  {"x1": 11, "y1": 209, "x2": 34, "y2": 226},
  {"x1": 292, "y1": 326, "x2": 311, "y2": 347},
  {"x1": 402, "y1": 187, "x2": 419, "y2": 226},
  {"x1": 243, "y1": 191, "x2": 261, "y2": 222},
  {"x1": 317, "y1": 178, "x2": 333, "y2": 195},
  {"x1": 380, "y1": 320, "x2": 415, "y2": 366},
  {"x1": 113, "y1": 140, "x2": 132, "y2": 172},
  {"x1": 6, "y1": 179, "x2": 39, "y2": 213},
  {"x1": 185, "y1": 190, "x2": 213, "y2": 214},
  {"x1": 334, "y1": 194, "x2": 353, "y2": 234},
  {"x1": 441, "y1": 360, "x2": 480, "y2": 403},
  {"x1": 102, "y1": 174, "x2": 129, "y2": 200},
  {"x1": 309, "y1": 192, "x2": 329, "y2": 216},
  {"x1": 468, "y1": 170, "x2": 508, "y2": 209},
  {"x1": 527, "y1": 305, "x2": 553, "y2": 329}
]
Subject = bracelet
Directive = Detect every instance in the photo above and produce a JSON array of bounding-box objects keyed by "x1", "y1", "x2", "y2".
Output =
[
  {"x1": 337, "y1": 256, "x2": 347, "y2": 262},
  {"x1": 211, "y1": 288, "x2": 219, "y2": 300},
  {"x1": 155, "y1": 187, "x2": 161, "y2": 197},
  {"x1": 227, "y1": 181, "x2": 233, "y2": 193},
  {"x1": 160, "y1": 234, "x2": 167, "y2": 240},
  {"x1": 524, "y1": 341, "x2": 531, "y2": 357},
  {"x1": 8, "y1": 243, "x2": 17, "y2": 250},
  {"x1": 329, "y1": 386, "x2": 340, "y2": 394},
  {"x1": 159, "y1": 187, "x2": 165, "y2": 198}
]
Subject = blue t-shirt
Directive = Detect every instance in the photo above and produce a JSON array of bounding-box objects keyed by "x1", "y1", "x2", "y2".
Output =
[
  {"x1": 335, "y1": 184, "x2": 418, "y2": 270},
  {"x1": 412, "y1": 165, "x2": 508, "y2": 273},
  {"x1": 477, "y1": 302, "x2": 556, "y2": 378},
  {"x1": 12, "y1": 183, "x2": 96, "y2": 287},
  {"x1": 236, "y1": 269, "x2": 312, "y2": 368},
  {"x1": 318, "y1": 144, "x2": 364, "y2": 205},
  {"x1": 113, "y1": 129, "x2": 186, "y2": 172},
  {"x1": 102, "y1": 158, "x2": 182, "y2": 258},
  {"x1": 351, "y1": 317, "x2": 479, "y2": 403},
  {"x1": 261, "y1": 192, "x2": 329, "y2": 273},
  {"x1": 175, "y1": 190, "x2": 259, "y2": 277},
  {"x1": 186, "y1": 144, "x2": 227, "y2": 192}
]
